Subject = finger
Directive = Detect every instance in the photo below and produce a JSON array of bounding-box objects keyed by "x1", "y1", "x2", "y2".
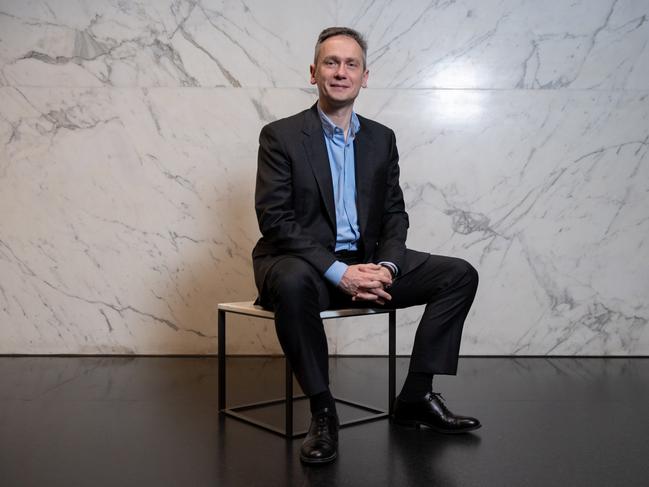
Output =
[
  {"x1": 378, "y1": 268, "x2": 393, "y2": 285},
  {"x1": 377, "y1": 274, "x2": 392, "y2": 285},
  {"x1": 363, "y1": 269, "x2": 392, "y2": 285},
  {"x1": 359, "y1": 276, "x2": 387, "y2": 288},
  {"x1": 358, "y1": 264, "x2": 383, "y2": 272},
  {"x1": 354, "y1": 291, "x2": 381, "y2": 301},
  {"x1": 360, "y1": 279, "x2": 387, "y2": 289},
  {"x1": 353, "y1": 293, "x2": 385, "y2": 306},
  {"x1": 376, "y1": 290, "x2": 392, "y2": 301},
  {"x1": 363, "y1": 287, "x2": 392, "y2": 301}
]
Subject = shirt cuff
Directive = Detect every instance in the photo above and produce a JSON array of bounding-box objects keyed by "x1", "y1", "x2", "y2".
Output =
[
  {"x1": 378, "y1": 261, "x2": 399, "y2": 278},
  {"x1": 324, "y1": 260, "x2": 348, "y2": 287}
]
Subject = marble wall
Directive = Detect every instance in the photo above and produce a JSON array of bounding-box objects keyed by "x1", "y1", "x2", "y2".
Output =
[{"x1": 1, "y1": 0, "x2": 648, "y2": 355}]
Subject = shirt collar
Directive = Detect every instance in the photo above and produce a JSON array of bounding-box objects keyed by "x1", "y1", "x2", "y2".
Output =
[{"x1": 317, "y1": 103, "x2": 361, "y2": 141}]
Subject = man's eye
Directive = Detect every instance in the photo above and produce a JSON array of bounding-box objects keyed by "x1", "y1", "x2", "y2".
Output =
[{"x1": 326, "y1": 60, "x2": 336, "y2": 66}]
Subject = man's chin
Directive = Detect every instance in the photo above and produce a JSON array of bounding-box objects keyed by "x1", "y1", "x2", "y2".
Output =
[{"x1": 322, "y1": 95, "x2": 357, "y2": 109}]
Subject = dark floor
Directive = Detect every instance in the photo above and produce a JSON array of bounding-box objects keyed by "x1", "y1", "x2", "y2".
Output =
[{"x1": 1, "y1": 356, "x2": 648, "y2": 487}]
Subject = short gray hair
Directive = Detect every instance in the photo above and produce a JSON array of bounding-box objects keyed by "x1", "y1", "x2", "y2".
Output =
[{"x1": 314, "y1": 27, "x2": 368, "y2": 69}]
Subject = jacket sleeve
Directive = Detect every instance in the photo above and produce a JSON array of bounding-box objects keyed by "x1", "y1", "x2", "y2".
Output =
[
  {"x1": 373, "y1": 130, "x2": 409, "y2": 270},
  {"x1": 254, "y1": 123, "x2": 337, "y2": 274}
]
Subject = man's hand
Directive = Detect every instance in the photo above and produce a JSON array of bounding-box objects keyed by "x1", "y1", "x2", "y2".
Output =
[{"x1": 338, "y1": 264, "x2": 393, "y2": 305}]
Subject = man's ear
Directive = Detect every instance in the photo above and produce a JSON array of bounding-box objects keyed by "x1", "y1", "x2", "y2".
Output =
[
  {"x1": 361, "y1": 69, "x2": 369, "y2": 88},
  {"x1": 309, "y1": 64, "x2": 317, "y2": 85}
]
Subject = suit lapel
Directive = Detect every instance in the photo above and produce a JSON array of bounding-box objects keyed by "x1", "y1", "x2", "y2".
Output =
[
  {"x1": 353, "y1": 124, "x2": 375, "y2": 238},
  {"x1": 302, "y1": 106, "x2": 336, "y2": 230}
]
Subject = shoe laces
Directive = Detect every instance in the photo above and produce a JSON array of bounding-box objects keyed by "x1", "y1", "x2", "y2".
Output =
[
  {"x1": 429, "y1": 391, "x2": 452, "y2": 415},
  {"x1": 315, "y1": 414, "x2": 330, "y2": 434},
  {"x1": 431, "y1": 392, "x2": 445, "y2": 402}
]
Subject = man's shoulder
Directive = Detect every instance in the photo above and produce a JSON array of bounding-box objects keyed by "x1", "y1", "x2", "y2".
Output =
[
  {"x1": 261, "y1": 107, "x2": 314, "y2": 135},
  {"x1": 356, "y1": 113, "x2": 394, "y2": 138},
  {"x1": 259, "y1": 105, "x2": 395, "y2": 139}
]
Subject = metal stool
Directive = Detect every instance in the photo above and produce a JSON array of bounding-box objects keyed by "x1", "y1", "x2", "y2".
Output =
[{"x1": 218, "y1": 301, "x2": 396, "y2": 438}]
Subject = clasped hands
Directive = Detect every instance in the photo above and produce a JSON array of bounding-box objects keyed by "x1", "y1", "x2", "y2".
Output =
[{"x1": 338, "y1": 263, "x2": 393, "y2": 305}]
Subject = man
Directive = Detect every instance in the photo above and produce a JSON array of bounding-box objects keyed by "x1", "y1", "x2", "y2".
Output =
[{"x1": 253, "y1": 27, "x2": 480, "y2": 465}]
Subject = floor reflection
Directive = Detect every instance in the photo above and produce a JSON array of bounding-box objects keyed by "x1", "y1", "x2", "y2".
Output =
[{"x1": 1, "y1": 356, "x2": 647, "y2": 487}]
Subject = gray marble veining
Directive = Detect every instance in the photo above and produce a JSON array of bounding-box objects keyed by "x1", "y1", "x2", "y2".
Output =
[{"x1": 0, "y1": 0, "x2": 647, "y2": 354}]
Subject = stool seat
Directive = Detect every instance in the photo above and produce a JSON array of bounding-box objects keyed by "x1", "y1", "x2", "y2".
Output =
[
  {"x1": 217, "y1": 301, "x2": 396, "y2": 438},
  {"x1": 218, "y1": 300, "x2": 392, "y2": 319}
]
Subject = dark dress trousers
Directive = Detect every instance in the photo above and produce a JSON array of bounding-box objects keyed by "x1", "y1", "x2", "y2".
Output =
[{"x1": 252, "y1": 104, "x2": 478, "y2": 396}]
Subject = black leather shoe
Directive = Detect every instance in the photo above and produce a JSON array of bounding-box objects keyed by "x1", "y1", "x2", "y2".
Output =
[
  {"x1": 299, "y1": 408, "x2": 339, "y2": 465},
  {"x1": 392, "y1": 392, "x2": 481, "y2": 434}
]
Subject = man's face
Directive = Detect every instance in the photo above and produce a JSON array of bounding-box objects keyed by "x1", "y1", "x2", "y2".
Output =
[{"x1": 310, "y1": 35, "x2": 369, "y2": 109}]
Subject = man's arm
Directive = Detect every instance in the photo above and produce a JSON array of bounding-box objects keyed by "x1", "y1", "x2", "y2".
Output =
[
  {"x1": 374, "y1": 130, "x2": 409, "y2": 271},
  {"x1": 332, "y1": 128, "x2": 405, "y2": 303},
  {"x1": 255, "y1": 123, "x2": 337, "y2": 274}
]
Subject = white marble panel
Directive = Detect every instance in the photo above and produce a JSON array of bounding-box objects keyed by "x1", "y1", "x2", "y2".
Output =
[
  {"x1": 1, "y1": 0, "x2": 648, "y2": 355},
  {"x1": 0, "y1": 86, "x2": 310, "y2": 353},
  {"x1": 348, "y1": 89, "x2": 649, "y2": 355},
  {"x1": 2, "y1": 85, "x2": 648, "y2": 354},
  {"x1": 322, "y1": 88, "x2": 649, "y2": 355},
  {"x1": 358, "y1": 0, "x2": 649, "y2": 90},
  {"x1": 1, "y1": 1, "x2": 647, "y2": 89},
  {"x1": 0, "y1": 0, "x2": 333, "y2": 88}
]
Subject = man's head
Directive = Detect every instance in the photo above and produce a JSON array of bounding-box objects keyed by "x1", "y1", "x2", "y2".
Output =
[
  {"x1": 310, "y1": 27, "x2": 369, "y2": 111},
  {"x1": 313, "y1": 27, "x2": 368, "y2": 70}
]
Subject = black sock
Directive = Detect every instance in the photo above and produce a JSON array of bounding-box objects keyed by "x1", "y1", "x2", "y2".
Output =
[
  {"x1": 399, "y1": 372, "x2": 434, "y2": 402},
  {"x1": 310, "y1": 389, "x2": 337, "y2": 416}
]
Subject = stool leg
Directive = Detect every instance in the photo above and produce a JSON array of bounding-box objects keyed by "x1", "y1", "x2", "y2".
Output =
[
  {"x1": 285, "y1": 357, "x2": 293, "y2": 438},
  {"x1": 218, "y1": 309, "x2": 226, "y2": 412},
  {"x1": 388, "y1": 310, "x2": 396, "y2": 416}
]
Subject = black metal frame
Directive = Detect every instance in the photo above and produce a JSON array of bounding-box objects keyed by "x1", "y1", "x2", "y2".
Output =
[{"x1": 218, "y1": 306, "x2": 396, "y2": 438}]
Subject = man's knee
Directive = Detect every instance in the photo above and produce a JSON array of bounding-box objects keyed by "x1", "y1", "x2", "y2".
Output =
[
  {"x1": 460, "y1": 258, "x2": 478, "y2": 285},
  {"x1": 265, "y1": 258, "x2": 324, "y2": 304},
  {"x1": 438, "y1": 257, "x2": 479, "y2": 292},
  {"x1": 264, "y1": 258, "x2": 329, "y2": 340},
  {"x1": 452, "y1": 258, "x2": 479, "y2": 294}
]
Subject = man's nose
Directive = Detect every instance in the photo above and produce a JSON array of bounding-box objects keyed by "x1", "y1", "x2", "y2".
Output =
[{"x1": 334, "y1": 64, "x2": 347, "y2": 78}]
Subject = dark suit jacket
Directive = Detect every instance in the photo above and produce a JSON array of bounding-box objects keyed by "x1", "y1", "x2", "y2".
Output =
[{"x1": 252, "y1": 103, "x2": 428, "y2": 294}]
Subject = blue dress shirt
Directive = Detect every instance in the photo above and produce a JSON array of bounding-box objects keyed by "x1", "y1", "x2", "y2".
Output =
[
  {"x1": 319, "y1": 106, "x2": 360, "y2": 286},
  {"x1": 318, "y1": 106, "x2": 399, "y2": 287}
]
